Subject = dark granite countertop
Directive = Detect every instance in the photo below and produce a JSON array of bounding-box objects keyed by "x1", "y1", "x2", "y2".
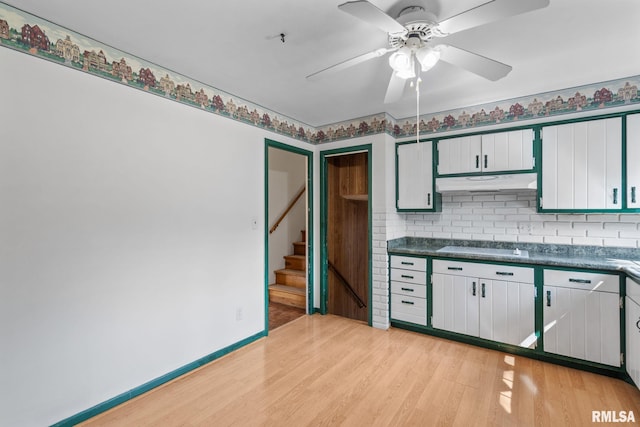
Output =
[{"x1": 388, "y1": 237, "x2": 640, "y2": 282}]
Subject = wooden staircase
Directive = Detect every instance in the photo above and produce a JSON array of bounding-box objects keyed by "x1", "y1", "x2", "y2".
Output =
[{"x1": 269, "y1": 230, "x2": 306, "y2": 309}]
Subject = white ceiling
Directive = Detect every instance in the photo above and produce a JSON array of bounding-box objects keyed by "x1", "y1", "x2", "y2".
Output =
[{"x1": 5, "y1": 0, "x2": 640, "y2": 127}]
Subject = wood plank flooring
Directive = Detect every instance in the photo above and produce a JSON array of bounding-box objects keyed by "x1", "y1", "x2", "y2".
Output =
[{"x1": 81, "y1": 314, "x2": 640, "y2": 426}]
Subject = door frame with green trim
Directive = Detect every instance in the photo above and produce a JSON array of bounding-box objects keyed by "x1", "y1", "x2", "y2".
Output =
[
  {"x1": 320, "y1": 144, "x2": 373, "y2": 326},
  {"x1": 264, "y1": 139, "x2": 314, "y2": 329}
]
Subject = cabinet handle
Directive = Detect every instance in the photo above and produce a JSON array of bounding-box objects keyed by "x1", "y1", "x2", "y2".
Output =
[
  {"x1": 484, "y1": 154, "x2": 488, "y2": 169},
  {"x1": 472, "y1": 282, "x2": 476, "y2": 296},
  {"x1": 546, "y1": 290, "x2": 551, "y2": 307},
  {"x1": 475, "y1": 155, "x2": 480, "y2": 169},
  {"x1": 613, "y1": 188, "x2": 618, "y2": 205},
  {"x1": 447, "y1": 267, "x2": 463, "y2": 271},
  {"x1": 569, "y1": 278, "x2": 591, "y2": 284},
  {"x1": 636, "y1": 318, "x2": 640, "y2": 332},
  {"x1": 400, "y1": 261, "x2": 414, "y2": 266},
  {"x1": 496, "y1": 271, "x2": 514, "y2": 276},
  {"x1": 401, "y1": 274, "x2": 414, "y2": 279},
  {"x1": 401, "y1": 287, "x2": 414, "y2": 292},
  {"x1": 481, "y1": 283, "x2": 486, "y2": 298},
  {"x1": 401, "y1": 300, "x2": 415, "y2": 305},
  {"x1": 632, "y1": 186, "x2": 637, "y2": 204}
]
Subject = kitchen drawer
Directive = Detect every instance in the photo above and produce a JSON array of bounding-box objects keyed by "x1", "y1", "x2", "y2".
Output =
[
  {"x1": 390, "y1": 255, "x2": 427, "y2": 271},
  {"x1": 391, "y1": 294, "x2": 427, "y2": 325},
  {"x1": 390, "y1": 268, "x2": 427, "y2": 285},
  {"x1": 433, "y1": 259, "x2": 534, "y2": 283},
  {"x1": 543, "y1": 269, "x2": 619, "y2": 293},
  {"x1": 627, "y1": 277, "x2": 640, "y2": 305},
  {"x1": 391, "y1": 281, "x2": 427, "y2": 298}
]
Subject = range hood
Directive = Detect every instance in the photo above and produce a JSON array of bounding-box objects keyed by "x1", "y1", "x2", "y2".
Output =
[{"x1": 435, "y1": 173, "x2": 537, "y2": 193}]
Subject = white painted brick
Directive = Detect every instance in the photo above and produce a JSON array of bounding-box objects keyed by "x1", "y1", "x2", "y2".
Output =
[
  {"x1": 543, "y1": 235, "x2": 573, "y2": 245},
  {"x1": 587, "y1": 228, "x2": 619, "y2": 238},
  {"x1": 432, "y1": 232, "x2": 452, "y2": 239},
  {"x1": 473, "y1": 208, "x2": 495, "y2": 214},
  {"x1": 484, "y1": 227, "x2": 506, "y2": 235},
  {"x1": 497, "y1": 235, "x2": 518, "y2": 242},
  {"x1": 517, "y1": 235, "x2": 544, "y2": 243},
  {"x1": 472, "y1": 195, "x2": 497, "y2": 202},
  {"x1": 586, "y1": 214, "x2": 619, "y2": 222},
  {"x1": 604, "y1": 222, "x2": 638, "y2": 231},
  {"x1": 473, "y1": 221, "x2": 495, "y2": 228},
  {"x1": 573, "y1": 222, "x2": 604, "y2": 232},
  {"x1": 471, "y1": 234, "x2": 495, "y2": 241},
  {"x1": 557, "y1": 228, "x2": 586, "y2": 237},
  {"x1": 451, "y1": 233, "x2": 473, "y2": 239},
  {"x1": 483, "y1": 215, "x2": 506, "y2": 221},
  {"x1": 495, "y1": 194, "x2": 519, "y2": 201},
  {"x1": 572, "y1": 236, "x2": 604, "y2": 246},
  {"x1": 603, "y1": 238, "x2": 637, "y2": 248}
]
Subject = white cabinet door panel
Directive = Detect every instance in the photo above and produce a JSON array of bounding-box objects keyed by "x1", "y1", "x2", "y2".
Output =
[
  {"x1": 541, "y1": 117, "x2": 622, "y2": 210},
  {"x1": 481, "y1": 129, "x2": 534, "y2": 173},
  {"x1": 397, "y1": 141, "x2": 434, "y2": 209},
  {"x1": 626, "y1": 295, "x2": 640, "y2": 390},
  {"x1": 432, "y1": 273, "x2": 478, "y2": 337},
  {"x1": 544, "y1": 286, "x2": 620, "y2": 366},
  {"x1": 437, "y1": 135, "x2": 482, "y2": 175},
  {"x1": 627, "y1": 113, "x2": 640, "y2": 208},
  {"x1": 480, "y1": 280, "x2": 536, "y2": 348}
]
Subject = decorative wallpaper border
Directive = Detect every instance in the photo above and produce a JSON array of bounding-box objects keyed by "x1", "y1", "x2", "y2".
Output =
[{"x1": 2, "y1": 2, "x2": 639, "y2": 145}]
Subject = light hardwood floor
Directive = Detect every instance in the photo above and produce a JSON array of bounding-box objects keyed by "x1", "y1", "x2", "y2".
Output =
[{"x1": 81, "y1": 314, "x2": 640, "y2": 426}]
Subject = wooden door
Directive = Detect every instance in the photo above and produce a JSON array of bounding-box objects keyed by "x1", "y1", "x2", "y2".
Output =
[{"x1": 326, "y1": 152, "x2": 368, "y2": 322}]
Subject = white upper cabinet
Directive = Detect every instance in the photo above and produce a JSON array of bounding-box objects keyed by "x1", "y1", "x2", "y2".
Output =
[
  {"x1": 541, "y1": 117, "x2": 622, "y2": 210},
  {"x1": 626, "y1": 113, "x2": 640, "y2": 209},
  {"x1": 396, "y1": 140, "x2": 437, "y2": 211},
  {"x1": 437, "y1": 129, "x2": 534, "y2": 175}
]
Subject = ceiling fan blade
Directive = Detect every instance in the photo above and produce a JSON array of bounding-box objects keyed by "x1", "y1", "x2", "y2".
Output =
[
  {"x1": 437, "y1": 0, "x2": 549, "y2": 36},
  {"x1": 338, "y1": 1, "x2": 406, "y2": 34},
  {"x1": 306, "y1": 47, "x2": 393, "y2": 80},
  {"x1": 437, "y1": 44, "x2": 512, "y2": 81},
  {"x1": 384, "y1": 72, "x2": 407, "y2": 104}
]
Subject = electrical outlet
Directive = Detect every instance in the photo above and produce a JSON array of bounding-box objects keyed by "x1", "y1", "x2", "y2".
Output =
[{"x1": 235, "y1": 307, "x2": 243, "y2": 321}]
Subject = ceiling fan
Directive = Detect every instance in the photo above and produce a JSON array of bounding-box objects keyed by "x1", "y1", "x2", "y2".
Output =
[{"x1": 307, "y1": 0, "x2": 550, "y2": 104}]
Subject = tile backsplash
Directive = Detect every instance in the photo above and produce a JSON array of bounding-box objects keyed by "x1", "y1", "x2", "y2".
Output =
[{"x1": 399, "y1": 191, "x2": 640, "y2": 248}]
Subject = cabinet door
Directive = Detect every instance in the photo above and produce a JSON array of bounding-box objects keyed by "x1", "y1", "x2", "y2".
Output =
[
  {"x1": 479, "y1": 280, "x2": 536, "y2": 348},
  {"x1": 543, "y1": 286, "x2": 620, "y2": 366},
  {"x1": 437, "y1": 135, "x2": 482, "y2": 175},
  {"x1": 397, "y1": 141, "x2": 434, "y2": 210},
  {"x1": 541, "y1": 118, "x2": 622, "y2": 210},
  {"x1": 432, "y1": 273, "x2": 479, "y2": 336},
  {"x1": 626, "y1": 113, "x2": 640, "y2": 208},
  {"x1": 481, "y1": 129, "x2": 535, "y2": 173},
  {"x1": 626, "y1": 296, "x2": 640, "y2": 389}
]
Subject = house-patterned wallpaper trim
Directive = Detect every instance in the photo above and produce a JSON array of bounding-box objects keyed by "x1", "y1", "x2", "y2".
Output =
[{"x1": 2, "y1": 2, "x2": 639, "y2": 145}]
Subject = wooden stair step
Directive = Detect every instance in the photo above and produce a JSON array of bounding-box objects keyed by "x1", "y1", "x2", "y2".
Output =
[
  {"x1": 293, "y1": 241, "x2": 306, "y2": 256},
  {"x1": 284, "y1": 254, "x2": 306, "y2": 271},
  {"x1": 268, "y1": 284, "x2": 305, "y2": 309},
  {"x1": 275, "y1": 268, "x2": 306, "y2": 288}
]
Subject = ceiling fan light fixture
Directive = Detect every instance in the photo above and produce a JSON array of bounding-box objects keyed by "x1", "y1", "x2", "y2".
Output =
[
  {"x1": 416, "y1": 47, "x2": 440, "y2": 71},
  {"x1": 388, "y1": 47, "x2": 412, "y2": 72}
]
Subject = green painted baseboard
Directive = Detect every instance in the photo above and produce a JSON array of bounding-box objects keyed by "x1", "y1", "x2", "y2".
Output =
[{"x1": 51, "y1": 330, "x2": 267, "y2": 427}]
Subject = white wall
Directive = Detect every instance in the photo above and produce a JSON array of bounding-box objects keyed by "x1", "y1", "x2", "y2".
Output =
[{"x1": 0, "y1": 47, "x2": 303, "y2": 426}]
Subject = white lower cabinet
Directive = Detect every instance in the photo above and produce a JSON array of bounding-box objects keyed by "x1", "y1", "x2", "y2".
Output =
[
  {"x1": 432, "y1": 259, "x2": 535, "y2": 348},
  {"x1": 626, "y1": 278, "x2": 640, "y2": 389},
  {"x1": 543, "y1": 269, "x2": 620, "y2": 367},
  {"x1": 390, "y1": 255, "x2": 427, "y2": 326}
]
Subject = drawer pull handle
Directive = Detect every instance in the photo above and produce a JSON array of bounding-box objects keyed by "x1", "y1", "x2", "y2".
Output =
[
  {"x1": 475, "y1": 155, "x2": 480, "y2": 169},
  {"x1": 569, "y1": 278, "x2": 591, "y2": 284},
  {"x1": 400, "y1": 261, "x2": 414, "y2": 266},
  {"x1": 447, "y1": 267, "x2": 463, "y2": 271},
  {"x1": 484, "y1": 154, "x2": 488, "y2": 169},
  {"x1": 632, "y1": 186, "x2": 637, "y2": 204},
  {"x1": 401, "y1": 287, "x2": 414, "y2": 292},
  {"x1": 636, "y1": 318, "x2": 640, "y2": 332},
  {"x1": 427, "y1": 193, "x2": 431, "y2": 205},
  {"x1": 613, "y1": 188, "x2": 619, "y2": 205},
  {"x1": 472, "y1": 282, "x2": 476, "y2": 296},
  {"x1": 401, "y1": 300, "x2": 415, "y2": 305},
  {"x1": 401, "y1": 274, "x2": 414, "y2": 279},
  {"x1": 547, "y1": 290, "x2": 551, "y2": 307},
  {"x1": 481, "y1": 283, "x2": 486, "y2": 298},
  {"x1": 496, "y1": 271, "x2": 514, "y2": 276}
]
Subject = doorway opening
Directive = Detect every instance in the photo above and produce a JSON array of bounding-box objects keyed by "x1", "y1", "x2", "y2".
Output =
[
  {"x1": 265, "y1": 140, "x2": 313, "y2": 332},
  {"x1": 321, "y1": 145, "x2": 372, "y2": 324}
]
